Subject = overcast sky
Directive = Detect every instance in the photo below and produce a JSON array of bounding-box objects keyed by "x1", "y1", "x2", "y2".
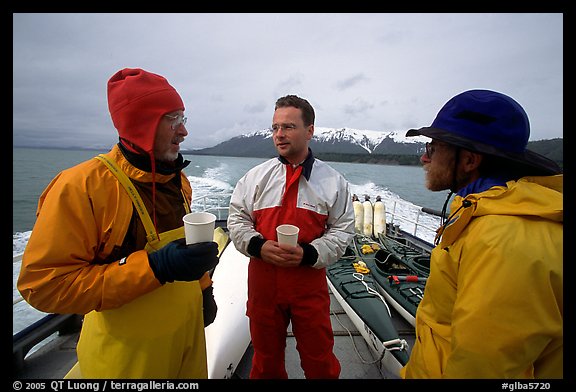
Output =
[{"x1": 13, "y1": 13, "x2": 563, "y2": 150}]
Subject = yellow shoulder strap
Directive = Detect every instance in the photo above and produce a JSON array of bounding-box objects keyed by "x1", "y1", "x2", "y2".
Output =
[{"x1": 95, "y1": 154, "x2": 159, "y2": 243}]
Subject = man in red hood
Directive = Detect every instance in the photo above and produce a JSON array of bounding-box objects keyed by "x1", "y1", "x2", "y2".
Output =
[{"x1": 18, "y1": 68, "x2": 219, "y2": 378}]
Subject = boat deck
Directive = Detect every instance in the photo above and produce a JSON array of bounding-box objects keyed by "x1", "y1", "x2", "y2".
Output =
[
  {"x1": 230, "y1": 286, "x2": 415, "y2": 379},
  {"x1": 15, "y1": 286, "x2": 414, "y2": 380}
]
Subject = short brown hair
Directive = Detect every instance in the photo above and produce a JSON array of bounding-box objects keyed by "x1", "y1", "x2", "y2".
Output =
[{"x1": 275, "y1": 95, "x2": 315, "y2": 126}]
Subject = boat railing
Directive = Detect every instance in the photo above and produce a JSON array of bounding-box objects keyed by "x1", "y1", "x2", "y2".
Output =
[
  {"x1": 191, "y1": 193, "x2": 441, "y2": 241},
  {"x1": 386, "y1": 200, "x2": 442, "y2": 241},
  {"x1": 192, "y1": 193, "x2": 232, "y2": 221}
]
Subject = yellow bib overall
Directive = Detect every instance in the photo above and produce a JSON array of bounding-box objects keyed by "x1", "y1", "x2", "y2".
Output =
[{"x1": 67, "y1": 155, "x2": 219, "y2": 379}]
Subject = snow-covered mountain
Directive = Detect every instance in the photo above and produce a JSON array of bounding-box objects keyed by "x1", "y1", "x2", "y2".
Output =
[{"x1": 191, "y1": 127, "x2": 429, "y2": 158}]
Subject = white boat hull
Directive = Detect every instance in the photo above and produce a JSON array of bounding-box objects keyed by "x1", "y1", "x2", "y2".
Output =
[{"x1": 205, "y1": 242, "x2": 251, "y2": 379}]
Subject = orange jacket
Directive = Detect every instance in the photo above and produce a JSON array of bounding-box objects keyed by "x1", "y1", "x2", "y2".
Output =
[{"x1": 18, "y1": 144, "x2": 192, "y2": 314}]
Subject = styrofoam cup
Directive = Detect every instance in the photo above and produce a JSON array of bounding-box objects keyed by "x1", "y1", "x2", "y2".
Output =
[
  {"x1": 182, "y1": 212, "x2": 216, "y2": 244},
  {"x1": 276, "y1": 224, "x2": 299, "y2": 246}
]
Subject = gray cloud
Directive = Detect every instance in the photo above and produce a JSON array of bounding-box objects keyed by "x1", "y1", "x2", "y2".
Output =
[
  {"x1": 343, "y1": 98, "x2": 375, "y2": 118},
  {"x1": 244, "y1": 102, "x2": 268, "y2": 114},
  {"x1": 13, "y1": 13, "x2": 563, "y2": 150},
  {"x1": 336, "y1": 74, "x2": 369, "y2": 91}
]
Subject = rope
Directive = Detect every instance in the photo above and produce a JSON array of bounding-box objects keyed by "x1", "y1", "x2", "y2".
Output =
[
  {"x1": 352, "y1": 272, "x2": 391, "y2": 317},
  {"x1": 340, "y1": 253, "x2": 357, "y2": 260},
  {"x1": 408, "y1": 287, "x2": 424, "y2": 300},
  {"x1": 381, "y1": 253, "x2": 393, "y2": 264},
  {"x1": 331, "y1": 308, "x2": 381, "y2": 365},
  {"x1": 357, "y1": 234, "x2": 379, "y2": 245}
]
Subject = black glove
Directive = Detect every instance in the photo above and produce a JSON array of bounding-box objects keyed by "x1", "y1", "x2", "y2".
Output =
[
  {"x1": 148, "y1": 239, "x2": 219, "y2": 284},
  {"x1": 202, "y1": 285, "x2": 218, "y2": 327}
]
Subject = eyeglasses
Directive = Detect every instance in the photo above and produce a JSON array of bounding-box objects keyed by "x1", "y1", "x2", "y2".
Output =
[
  {"x1": 164, "y1": 114, "x2": 187, "y2": 130},
  {"x1": 270, "y1": 123, "x2": 297, "y2": 133},
  {"x1": 425, "y1": 141, "x2": 453, "y2": 159},
  {"x1": 425, "y1": 142, "x2": 435, "y2": 158}
]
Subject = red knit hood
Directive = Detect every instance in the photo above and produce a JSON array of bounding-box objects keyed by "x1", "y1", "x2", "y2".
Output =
[
  {"x1": 107, "y1": 68, "x2": 184, "y2": 158},
  {"x1": 107, "y1": 68, "x2": 185, "y2": 235}
]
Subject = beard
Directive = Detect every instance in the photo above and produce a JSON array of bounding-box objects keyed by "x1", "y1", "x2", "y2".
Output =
[
  {"x1": 425, "y1": 164, "x2": 475, "y2": 193},
  {"x1": 424, "y1": 163, "x2": 453, "y2": 192}
]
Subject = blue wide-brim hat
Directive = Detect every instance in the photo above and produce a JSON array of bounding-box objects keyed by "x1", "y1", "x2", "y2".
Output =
[{"x1": 406, "y1": 89, "x2": 561, "y2": 175}]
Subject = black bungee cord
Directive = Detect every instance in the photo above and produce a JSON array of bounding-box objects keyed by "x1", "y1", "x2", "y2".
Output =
[{"x1": 434, "y1": 146, "x2": 472, "y2": 246}]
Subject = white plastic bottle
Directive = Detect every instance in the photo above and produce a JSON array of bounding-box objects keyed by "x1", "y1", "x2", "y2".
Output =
[
  {"x1": 362, "y1": 195, "x2": 373, "y2": 237},
  {"x1": 373, "y1": 195, "x2": 386, "y2": 237},
  {"x1": 352, "y1": 194, "x2": 364, "y2": 234}
]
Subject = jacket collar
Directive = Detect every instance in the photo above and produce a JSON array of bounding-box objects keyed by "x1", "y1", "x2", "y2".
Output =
[
  {"x1": 456, "y1": 175, "x2": 511, "y2": 198},
  {"x1": 278, "y1": 148, "x2": 315, "y2": 181},
  {"x1": 118, "y1": 141, "x2": 190, "y2": 175}
]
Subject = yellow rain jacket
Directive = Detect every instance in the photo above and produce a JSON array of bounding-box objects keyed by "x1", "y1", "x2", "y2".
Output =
[
  {"x1": 18, "y1": 145, "x2": 212, "y2": 378},
  {"x1": 402, "y1": 175, "x2": 563, "y2": 379}
]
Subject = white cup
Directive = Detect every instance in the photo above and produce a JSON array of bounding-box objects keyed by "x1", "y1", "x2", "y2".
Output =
[
  {"x1": 276, "y1": 224, "x2": 300, "y2": 247},
  {"x1": 182, "y1": 212, "x2": 216, "y2": 244}
]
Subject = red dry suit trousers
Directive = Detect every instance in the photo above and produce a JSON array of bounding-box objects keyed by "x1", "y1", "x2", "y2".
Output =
[{"x1": 246, "y1": 258, "x2": 340, "y2": 379}]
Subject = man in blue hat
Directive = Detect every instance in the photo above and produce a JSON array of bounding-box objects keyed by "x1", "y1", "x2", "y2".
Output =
[{"x1": 401, "y1": 89, "x2": 563, "y2": 378}]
